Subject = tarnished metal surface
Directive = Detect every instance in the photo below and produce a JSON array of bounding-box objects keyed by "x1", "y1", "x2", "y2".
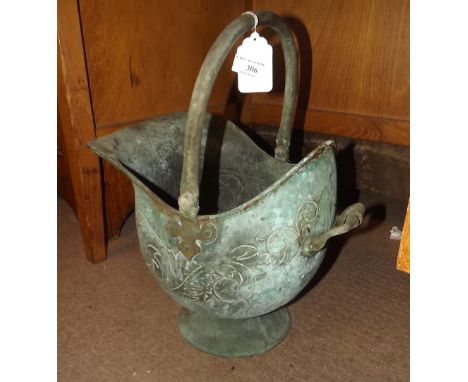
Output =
[
  {"x1": 88, "y1": 11, "x2": 365, "y2": 357},
  {"x1": 89, "y1": 112, "x2": 344, "y2": 319}
]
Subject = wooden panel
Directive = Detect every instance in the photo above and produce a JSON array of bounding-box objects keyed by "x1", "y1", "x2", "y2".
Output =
[
  {"x1": 102, "y1": 162, "x2": 134, "y2": 240},
  {"x1": 247, "y1": 0, "x2": 410, "y2": 144},
  {"x1": 95, "y1": 103, "x2": 242, "y2": 137},
  {"x1": 243, "y1": 101, "x2": 409, "y2": 145},
  {"x1": 397, "y1": 200, "x2": 410, "y2": 273},
  {"x1": 79, "y1": 0, "x2": 245, "y2": 128},
  {"x1": 57, "y1": 109, "x2": 76, "y2": 212},
  {"x1": 58, "y1": 0, "x2": 107, "y2": 263}
]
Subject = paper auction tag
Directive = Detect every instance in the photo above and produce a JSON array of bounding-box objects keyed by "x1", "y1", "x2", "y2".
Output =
[{"x1": 232, "y1": 32, "x2": 272, "y2": 93}]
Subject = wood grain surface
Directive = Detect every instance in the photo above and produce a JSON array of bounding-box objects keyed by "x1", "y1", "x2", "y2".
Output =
[
  {"x1": 58, "y1": 0, "x2": 107, "y2": 262},
  {"x1": 57, "y1": 109, "x2": 76, "y2": 212},
  {"x1": 79, "y1": 0, "x2": 245, "y2": 129},
  {"x1": 397, "y1": 200, "x2": 410, "y2": 273},
  {"x1": 247, "y1": 0, "x2": 410, "y2": 144},
  {"x1": 102, "y1": 162, "x2": 135, "y2": 240},
  {"x1": 243, "y1": 100, "x2": 410, "y2": 146}
]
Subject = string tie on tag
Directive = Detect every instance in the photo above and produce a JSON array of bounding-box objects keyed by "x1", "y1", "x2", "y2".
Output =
[{"x1": 243, "y1": 11, "x2": 258, "y2": 33}]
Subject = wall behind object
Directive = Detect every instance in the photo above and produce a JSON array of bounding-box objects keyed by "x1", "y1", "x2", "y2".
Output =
[
  {"x1": 79, "y1": 0, "x2": 245, "y2": 129},
  {"x1": 244, "y1": 0, "x2": 410, "y2": 145}
]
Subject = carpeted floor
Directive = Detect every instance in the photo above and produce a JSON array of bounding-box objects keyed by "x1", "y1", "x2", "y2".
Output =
[{"x1": 58, "y1": 191, "x2": 409, "y2": 381}]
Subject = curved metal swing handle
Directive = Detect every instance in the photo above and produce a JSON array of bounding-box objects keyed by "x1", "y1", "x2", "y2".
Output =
[
  {"x1": 178, "y1": 11, "x2": 298, "y2": 219},
  {"x1": 302, "y1": 203, "x2": 365, "y2": 255}
]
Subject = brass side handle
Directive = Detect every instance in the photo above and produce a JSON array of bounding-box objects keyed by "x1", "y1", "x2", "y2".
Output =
[{"x1": 302, "y1": 203, "x2": 365, "y2": 255}]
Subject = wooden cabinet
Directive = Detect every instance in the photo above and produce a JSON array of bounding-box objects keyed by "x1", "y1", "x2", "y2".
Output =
[
  {"x1": 58, "y1": 0, "x2": 246, "y2": 262},
  {"x1": 58, "y1": 0, "x2": 409, "y2": 262}
]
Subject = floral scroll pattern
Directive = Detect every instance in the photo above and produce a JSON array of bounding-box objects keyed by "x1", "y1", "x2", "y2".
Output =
[
  {"x1": 227, "y1": 198, "x2": 320, "y2": 267},
  {"x1": 142, "y1": 195, "x2": 321, "y2": 306}
]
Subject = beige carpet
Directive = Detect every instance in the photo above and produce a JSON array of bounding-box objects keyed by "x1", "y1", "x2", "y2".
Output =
[{"x1": 58, "y1": 192, "x2": 409, "y2": 381}]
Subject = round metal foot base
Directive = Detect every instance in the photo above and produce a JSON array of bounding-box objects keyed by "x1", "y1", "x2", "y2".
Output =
[{"x1": 177, "y1": 307, "x2": 291, "y2": 358}]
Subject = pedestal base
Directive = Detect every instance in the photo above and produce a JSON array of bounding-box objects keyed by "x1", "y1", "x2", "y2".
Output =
[{"x1": 177, "y1": 307, "x2": 291, "y2": 358}]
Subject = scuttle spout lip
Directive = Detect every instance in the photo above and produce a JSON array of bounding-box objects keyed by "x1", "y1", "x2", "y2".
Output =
[{"x1": 87, "y1": 137, "x2": 119, "y2": 162}]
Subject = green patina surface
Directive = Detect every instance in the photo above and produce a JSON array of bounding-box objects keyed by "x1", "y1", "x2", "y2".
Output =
[{"x1": 178, "y1": 307, "x2": 291, "y2": 358}]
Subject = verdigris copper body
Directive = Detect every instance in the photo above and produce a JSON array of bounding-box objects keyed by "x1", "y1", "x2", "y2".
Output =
[{"x1": 88, "y1": 11, "x2": 364, "y2": 358}]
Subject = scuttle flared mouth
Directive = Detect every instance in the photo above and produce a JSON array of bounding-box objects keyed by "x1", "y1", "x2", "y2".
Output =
[{"x1": 88, "y1": 112, "x2": 334, "y2": 218}]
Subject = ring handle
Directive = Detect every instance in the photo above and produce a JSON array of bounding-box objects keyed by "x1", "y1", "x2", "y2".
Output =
[
  {"x1": 301, "y1": 203, "x2": 365, "y2": 256},
  {"x1": 178, "y1": 11, "x2": 298, "y2": 219}
]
